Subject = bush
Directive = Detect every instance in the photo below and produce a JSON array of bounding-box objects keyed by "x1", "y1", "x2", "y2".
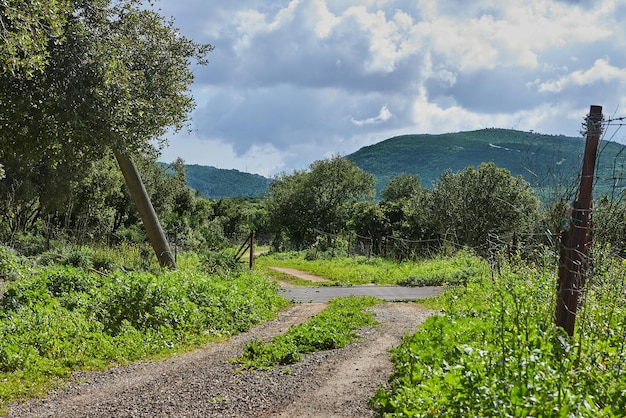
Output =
[
  {"x1": 0, "y1": 245, "x2": 28, "y2": 282},
  {"x1": 11, "y1": 233, "x2": 48, "y2": 256},
  {"x1": 398, "y1": 268, "x2": 478, "y2": 287},
  {"x1": 203, "y1": 249, "x2": 245, "y2": 276},
  {"x1": 38, "y1": 246, "x2": 95, "y2": 269}
]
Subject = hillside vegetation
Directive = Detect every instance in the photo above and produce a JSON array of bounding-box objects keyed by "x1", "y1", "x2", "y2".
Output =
[
  {"x1": 162, "y1": 164, "x2": 271, "y2": 199},
  {"x1": 185, "y1": 165, "x2": 271, "y2": 198}
]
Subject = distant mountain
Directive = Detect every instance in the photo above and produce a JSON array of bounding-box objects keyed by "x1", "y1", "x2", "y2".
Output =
[
  {"x1": 182, "y1": 164, "x2": 270, "y2": 199},
  {"x1": 165, "y1": 129, "x2": 626, "y2": 200},
  {"x1": 346, "y1": 128, "x2": 626, "y2": 198}
]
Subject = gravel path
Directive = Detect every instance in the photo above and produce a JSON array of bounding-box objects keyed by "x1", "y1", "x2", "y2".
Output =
[{"x1": 7, "y1": 302, "x2": 435, "y2": 418}]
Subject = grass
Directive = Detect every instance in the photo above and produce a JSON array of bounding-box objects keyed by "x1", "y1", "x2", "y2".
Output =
[
  {"x1": 255, "y1": 250, "x2": 488, "y2": 286},
  {"x1": 370, "y1": 250, "x2": 626, "y2": 417},
  {"x1": 231, "y1": 296, "x2": 381, "y2": 370}
]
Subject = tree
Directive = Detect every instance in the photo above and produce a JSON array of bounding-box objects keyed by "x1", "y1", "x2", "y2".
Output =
[
  {"x1": 348, "y1": 201, "x2": 386, "y2": 255},
  {"x1": 0, "y1": 0, "x2": 213, "y2": 266},
  {"x1": 267, "y1": 156, "x2": 375, "y2": 249},
  {"x1": 430, "y1": 162, "x2": 540, "y2": 250},
  {"x1": 380, "y1": 174, "x2": 433, "y2": 240}
]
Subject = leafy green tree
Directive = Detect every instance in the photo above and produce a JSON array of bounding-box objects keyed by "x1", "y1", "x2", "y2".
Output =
[
  {"x1": 430, "y1": 162, "x2": 540, "y2": 250},
  {"x1": 375, "y1": 173, "x2": 435, "y2": 258},
  {"x1": 0, "y1": 0, "x2": 212, "y2": 266},
  {"x1": 348, "y1": 201, "x2": 387, "y2": 254},
  {"x1": 593, "y1": 195, "x2": 626, "y2": 254},
  {"x1": 379, "y1": 174, "x2": 433, "y2": 240},
  {"x1": 267, "y1": 156, "x2": 375, "y2": 248}
]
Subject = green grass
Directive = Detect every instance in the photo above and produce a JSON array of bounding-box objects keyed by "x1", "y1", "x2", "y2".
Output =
[
  {"x1": 370, "y1": 251, "x2": 626, "y2": 417},
  {"x1": 256, "y1": 250, "x2": 487, "y2": 286},
  {"x1": 231, "y1": 296, "x2": 381, "y2": 370},
  {"x1": 0, "y1": 254, "x2": 288, "y2": 412}
]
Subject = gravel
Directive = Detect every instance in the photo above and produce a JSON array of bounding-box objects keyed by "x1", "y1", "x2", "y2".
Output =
[{"x1": 7, "y1": 302, "x2": 435, "y2": 418}]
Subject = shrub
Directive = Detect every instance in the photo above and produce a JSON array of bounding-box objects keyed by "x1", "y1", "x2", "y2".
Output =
[{"x1": 0, "y1": 245, "x2": 27, "y2": 282}]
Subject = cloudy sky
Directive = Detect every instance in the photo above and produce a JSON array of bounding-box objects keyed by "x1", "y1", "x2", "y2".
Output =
[{"x1": 153, "y1": 0, "x2": 626, "y2": 177}]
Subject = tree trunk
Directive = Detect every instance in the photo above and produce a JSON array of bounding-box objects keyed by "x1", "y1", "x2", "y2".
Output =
[{"x1": 113, "y1": 149, "x2": 176, "y2": 268}]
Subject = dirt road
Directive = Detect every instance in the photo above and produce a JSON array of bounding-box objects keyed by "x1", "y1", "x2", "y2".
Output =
[{"x1": 7, "y1": 269, "x2": 437, "y2": 417}]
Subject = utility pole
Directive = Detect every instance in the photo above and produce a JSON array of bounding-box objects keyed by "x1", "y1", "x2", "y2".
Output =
[
  {"x1": 114, "y1": 149, "x2": 176, "y2": 269},
  {"x1": 556, "y1": 105, "x2": 603, "y2": 336}
]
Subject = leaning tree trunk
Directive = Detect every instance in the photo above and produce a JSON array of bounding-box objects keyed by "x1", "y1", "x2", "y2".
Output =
[{"x1": 113, "y1": 149, "x2": 176, "y2": 268}]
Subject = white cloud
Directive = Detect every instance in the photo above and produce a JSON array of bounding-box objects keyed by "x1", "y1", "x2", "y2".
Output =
[
  {"x1": 152, "y1": 0, "x2": 626, "y2": 175},
  {"x1": 351, "y1": 105, "x2": 392, "y2": 125},
  {"x1": 312, "y1": 0, "x2": 341, "y2": 38},
  {"x1": 539, "y1": 59, "x2": 626, "y2": 93},
  {"x1": 409, "y1": 87, "x2": 577, "y2": 135},
  {"x1": 233, "y1": 1, "x2": 300, "y2": 52}
]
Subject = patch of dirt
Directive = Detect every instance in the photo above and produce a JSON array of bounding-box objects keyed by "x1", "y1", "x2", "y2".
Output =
[
  {"x1": 267, "y1": 267, "x2": 333, "y2": 285},
  {"x1": 267, "y1": 302, "x2": 433, "y2": 418},
  {"x1": 7, "y1": 302, "x2": 435, "y2": 418}
]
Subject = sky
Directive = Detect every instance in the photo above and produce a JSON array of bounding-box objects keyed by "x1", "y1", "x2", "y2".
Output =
[{"x1": 153, "y1": 0, "x2": 626, "y2": 177}]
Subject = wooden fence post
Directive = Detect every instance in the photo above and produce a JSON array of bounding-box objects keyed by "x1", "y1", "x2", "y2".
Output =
[
  {"x1": 556, "y1": 105, "x2": 603, "y2": 336},
  {"x1": 249, "y1": 231, "x2": 255, "y2": 269}
]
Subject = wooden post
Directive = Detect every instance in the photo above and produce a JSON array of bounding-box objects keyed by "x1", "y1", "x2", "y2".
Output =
[
  {"x1": 249, "y1": 231, "x2": 255, "y2": 269},
  {"x1": 114, "y1": 150, "x2": 176, "y2": 269},
  {"x1": 556, "y1": 105, "x2": 602, "y2": 336}
]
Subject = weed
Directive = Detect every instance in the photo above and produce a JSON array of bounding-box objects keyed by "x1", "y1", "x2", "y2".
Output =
[
  {"x1": 0, "y1": 257, "x2": 288, "y2": 409},
  {"x1": 370, "y1": 254, "x2": 626, "y2": 416}
]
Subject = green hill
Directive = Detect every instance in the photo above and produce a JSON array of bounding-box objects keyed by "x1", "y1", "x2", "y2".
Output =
[
  {"x1": 346, "y1": 128, "x2": 626, "y2": 198},
  {"x1": 182, "y1": 164, "x2": 270, "y2": 199},
  {"x1": 164, "y1": 129, "x2": 626, "y2": 200}
]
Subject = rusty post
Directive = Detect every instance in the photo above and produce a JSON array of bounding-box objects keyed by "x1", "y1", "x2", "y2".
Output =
[{"x1": 556, "y1": 105, "x2": 603, "y2": 336}]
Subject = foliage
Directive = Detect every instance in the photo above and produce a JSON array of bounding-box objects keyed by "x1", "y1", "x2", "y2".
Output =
[
  {"x1": 267, "y1": 156, "x2": 375, "y2": 249},
  {"x1": 593, "y1": 195, "x2": 626, "y2": 255},
  {"x1": 430, "y1": 162, "x2": 541, "y2": 251},
  {"x1": 257, "y1": 251, "x2": 488, "y2": 286},
  {"x1": 1, "y1": 0, "x2": 211, "y2": 162},
  {"x1": 0, "y1": 0, "x2": 70, "y2": 77},
  {"x1": 370, "y1": 252, "x2": 626, "y2": 417},
  {"x1": 0, "y1": 245, "x2": 29, "y2": 282},
  {"x1": 0, "y1": 258, "x2": 288, "y2": 408},
  {"x1": 232, "y1": 296, "x2": 380, "y2": 370},
  {"x1": 202, "y1": 249, "x2": 245, "y2": 277},
  {"x1": 380, "y1": 173, "x2": 424, "y2": 202},
  {"x1": 379, "y1": 174, "x2": 435, "y2": 254},
  {"x1": 38, "y1": 246, "x2": 95, "y2": 269}
]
